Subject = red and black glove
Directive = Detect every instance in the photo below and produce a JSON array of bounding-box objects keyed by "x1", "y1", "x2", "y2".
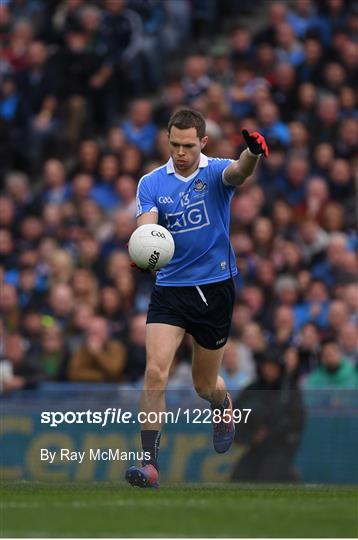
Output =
[
  {"x1": 126, "y1": 241, "x2": 146, "y2": 272},
  {"x1": 130, "y1": 261, "x2": 145, "y2": 272},
  {"x1": 242, "y1": 129, "x2": 269, "y2": 157}
]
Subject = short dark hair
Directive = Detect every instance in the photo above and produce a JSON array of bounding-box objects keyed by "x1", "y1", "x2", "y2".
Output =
[
  {"x1": 321, "y1": 338, "x2": 338, "y2": 348},
  {"x1": 168, "y1": 108, "x2": 206, "y2": 139}
]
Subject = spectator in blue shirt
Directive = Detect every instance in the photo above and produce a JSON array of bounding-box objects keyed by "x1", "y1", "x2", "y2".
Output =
[
  {"x1": 256, "y1": 101, "x2": 291, "y2": 146},
  {"x1": 220, "y1": 338, "x2": 252, "y2": 393},
  {"x1": 40, "y1": 159, "x2": 70, "y2": 205},
  {"x1": 276, "y1": 155, "x2": 309, "y2": 207},
  {"x1": 287, "y1": 0, "x2": 331, "y2": 45},
  {"x1": 92, "y1": 154, "x2": 121, "y2": 211},
  {"x1": 275, "y1": 22, "x2": 304, "y2": 66},
  {"x1": 181, "y1": 54, "x2": 211, "y2": 103},
  {"x1": 121, "y1": 99, "x2": 157, "y2": 155},
  {"x1": 294, "y1": 280, "x2": 330, "y2": 331}
]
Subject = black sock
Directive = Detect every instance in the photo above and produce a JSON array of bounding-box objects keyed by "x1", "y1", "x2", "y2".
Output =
[{"x1": 141, "y1": 430, "x2": 161, "y2": 470}]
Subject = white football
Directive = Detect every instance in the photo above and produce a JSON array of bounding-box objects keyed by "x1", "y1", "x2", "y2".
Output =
[{"x1": 128, "y1": 224, "x2": 175, "y2": 271}]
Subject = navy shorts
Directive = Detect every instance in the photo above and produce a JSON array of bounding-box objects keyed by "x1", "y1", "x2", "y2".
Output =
[{"x1": 147, "y1": 278, "x2": 235, "y2": 350}]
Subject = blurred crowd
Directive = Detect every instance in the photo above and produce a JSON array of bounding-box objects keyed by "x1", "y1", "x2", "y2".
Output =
[{"x1": 0, "y1": 0, "x2": 357, "y2": 395}]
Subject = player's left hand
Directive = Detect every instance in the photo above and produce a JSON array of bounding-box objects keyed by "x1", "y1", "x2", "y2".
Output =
[{"x1": 242, "y1": 129, "x2": 269, "y2": 157}]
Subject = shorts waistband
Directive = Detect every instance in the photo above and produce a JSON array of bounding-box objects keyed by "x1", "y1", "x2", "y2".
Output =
[{"x1": 155, "y1": 278, "x2": 233, "y2": 292}]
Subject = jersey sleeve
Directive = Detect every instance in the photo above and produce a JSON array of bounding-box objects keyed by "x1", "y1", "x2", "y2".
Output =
[
  {"x1": 136, "y1": 176, "x2": 158, "y2": 217},
  {"x1": 208, "y1": 158, "x2": 235, "y2": 189}
]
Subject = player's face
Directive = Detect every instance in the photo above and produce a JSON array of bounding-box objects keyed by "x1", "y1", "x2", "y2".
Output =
[{"x1": 168, "y1": 126, "x2": 208, "y2": 176}]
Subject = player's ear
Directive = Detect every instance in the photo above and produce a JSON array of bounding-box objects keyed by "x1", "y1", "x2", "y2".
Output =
[{"x1": 200, "y1": 135, "x2": 209, "y2": 149}]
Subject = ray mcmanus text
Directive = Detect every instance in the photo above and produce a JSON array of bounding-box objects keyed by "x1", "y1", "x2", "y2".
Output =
[{"x1": 40, "y1": 449, "x2": 151, "y2": 464}]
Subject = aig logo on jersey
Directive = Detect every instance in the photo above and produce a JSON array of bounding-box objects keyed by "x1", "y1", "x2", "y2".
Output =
[{"x1": 165, "y1": 200, "x2": 210, "y2": 234}]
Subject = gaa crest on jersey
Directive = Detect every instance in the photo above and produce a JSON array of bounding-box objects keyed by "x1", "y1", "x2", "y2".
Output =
[{"x1": 194, "y1": 179, "x2": 207, "y2": 192}]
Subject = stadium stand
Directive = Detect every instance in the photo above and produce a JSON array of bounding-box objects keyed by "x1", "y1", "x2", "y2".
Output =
[{"x1": 0, "y1": 0, "x2": 357, "y2": 396}]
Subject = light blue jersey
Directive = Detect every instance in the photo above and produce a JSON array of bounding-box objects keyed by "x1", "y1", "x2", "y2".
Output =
[{"x1": 136, "y1": 153, "x2": 238, "y2": 286}]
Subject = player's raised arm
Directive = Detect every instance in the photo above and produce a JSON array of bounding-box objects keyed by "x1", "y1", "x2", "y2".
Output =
[{"x1": 223, "y1": 129, "x2": 269, "y2": 187}]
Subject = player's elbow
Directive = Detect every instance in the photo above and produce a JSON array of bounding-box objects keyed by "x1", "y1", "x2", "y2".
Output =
[{"x1": 224, "y1": 163, "x2": 246, "y2": 187}]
